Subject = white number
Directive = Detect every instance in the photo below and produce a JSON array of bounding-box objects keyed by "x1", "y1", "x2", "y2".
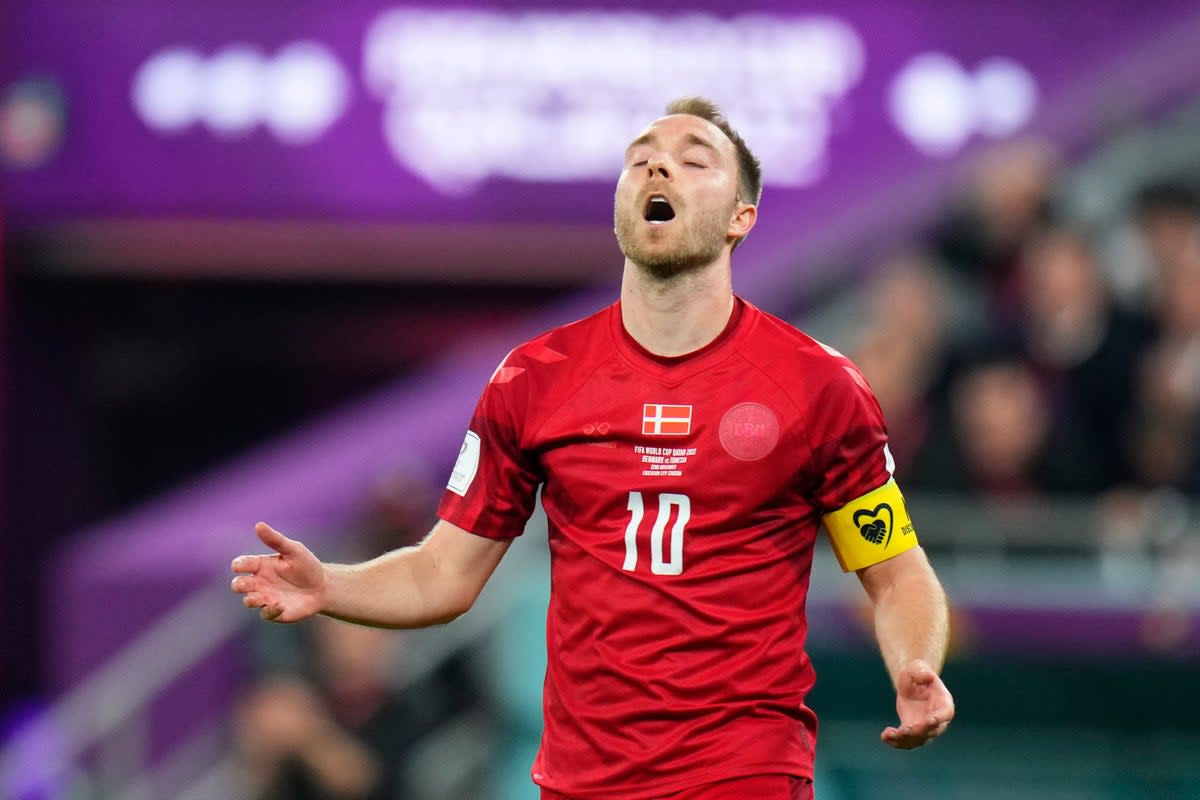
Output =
[
  {"x1": 623, "y1": 492, "x2": 644, "y2": 571},
  {"x1": 623, "y1": 492, "x2": 691, "y2": 575}
]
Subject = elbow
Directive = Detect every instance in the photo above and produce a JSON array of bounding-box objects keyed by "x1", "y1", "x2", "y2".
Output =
[{"x1": 425, "y1": 588, "x2": 478, "y2": 627}]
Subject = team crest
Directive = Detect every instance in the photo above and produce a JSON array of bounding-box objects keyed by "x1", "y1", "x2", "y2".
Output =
[{"x1": 719, "y1": 402, "x2": 780, "y2": 461}]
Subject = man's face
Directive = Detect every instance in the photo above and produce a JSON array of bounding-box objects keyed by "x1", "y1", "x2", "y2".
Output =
[{"x1": 614, "y1": 114, "x2": 746, "y2": 279}]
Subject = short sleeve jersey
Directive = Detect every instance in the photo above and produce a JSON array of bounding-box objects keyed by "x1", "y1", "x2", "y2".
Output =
[{"x1": 437, "y1": 298, "x2": 918, "y2": 799}]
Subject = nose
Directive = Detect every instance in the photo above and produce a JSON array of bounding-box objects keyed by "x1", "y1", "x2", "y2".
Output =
[{"x1": 645, "y1": 154, "x2": 670, "y2": 180}]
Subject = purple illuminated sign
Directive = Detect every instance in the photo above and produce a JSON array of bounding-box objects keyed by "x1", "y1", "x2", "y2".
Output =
[{"x1": 4, "y1": 1, "x2": 1198, "y2": 227}]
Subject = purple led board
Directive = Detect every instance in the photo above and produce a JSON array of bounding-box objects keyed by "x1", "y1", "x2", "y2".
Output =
[{"x1": 4, "y1": 1, "x2": 1199, "y2": 229}]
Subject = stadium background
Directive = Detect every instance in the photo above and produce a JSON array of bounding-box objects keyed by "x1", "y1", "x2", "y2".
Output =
[{"x1": 2, "y1": 1, "x2": 1199, "y2": 797}]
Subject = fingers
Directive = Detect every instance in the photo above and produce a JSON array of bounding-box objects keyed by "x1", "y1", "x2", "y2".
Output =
[
  {"x1": 233, "y1": 576, "x2": 269, "y2": 605},
  {"x1": 255, "y1": 521, "x2": 300, "y2": 555},
  {"x1": 931, "y1": 697, "x2": 956, "y2": 725},
  {"x1": 230, "y1": 554, "x2": 263, "y2": 574},
  {"x1": 881, "y1": 713, "x2": 952, "y2": 750},
  {"x1": 883, "y1": 723, "x2": 924, "y2": 748},
  {"x1": 881, "y1": 725, "x2": 904, "y2": 746},
  {"x1": 921, "y1": 682, "x2": 956, "y2": 724},
  {"x1": 240, "y1": 588, "x2": 277, "y2": 617},
  {"x1": 231, "y1": 523, "x2": 302, "y2": 623},
  {"x1": 881, "y1": 724, "x2": 936, "y2": 749},
  {"x1": 231, "y1": 523, "x2": 294, "y2": 573},
  {"x1": 237, "y1": 587, "x2": 284, "y2": 622},
  {"x1": 231, "y1": 574, "x2": 260, "y2": 595},
  {"x1": 885, "y1": 662, "x2": 954, "y2": 749}
]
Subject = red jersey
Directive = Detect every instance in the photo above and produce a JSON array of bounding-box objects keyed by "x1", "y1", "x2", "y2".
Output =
[{"x1": 438, "y1": 298, "x2": 914, "y2": 798}]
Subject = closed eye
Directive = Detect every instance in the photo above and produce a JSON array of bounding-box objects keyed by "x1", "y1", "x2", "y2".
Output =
[{"x1": 684, "y1": 162, "x2": 706, "y2": 168}]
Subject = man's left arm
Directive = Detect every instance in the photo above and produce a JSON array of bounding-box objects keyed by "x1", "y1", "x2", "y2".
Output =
[{"x1": 857, "y1": 546, "x2": 955, "y2": 749}]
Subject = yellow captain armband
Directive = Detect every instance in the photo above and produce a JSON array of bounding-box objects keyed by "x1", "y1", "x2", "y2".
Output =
[{"x1": 822, "y1": 479, "x2": 919, "y2": 572}]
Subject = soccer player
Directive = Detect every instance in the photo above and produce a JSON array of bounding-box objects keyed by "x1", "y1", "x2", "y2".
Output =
[{"x1": 231, "y1": 97, "x2": 954, "y2": 800}]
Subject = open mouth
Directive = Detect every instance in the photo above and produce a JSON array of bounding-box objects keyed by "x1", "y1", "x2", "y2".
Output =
[{"x1": 643, "y1": 195, "x2": 676, "y2": 224}]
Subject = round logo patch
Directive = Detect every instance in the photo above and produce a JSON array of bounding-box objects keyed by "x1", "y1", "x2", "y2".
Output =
[{"x1": 719, "y1": 402, "x2": 780, "y2": 461}]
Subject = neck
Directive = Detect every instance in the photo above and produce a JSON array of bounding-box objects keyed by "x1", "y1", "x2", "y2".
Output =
[{"x1": 619, "y1": 257, "x2": 735, "y2": 357}]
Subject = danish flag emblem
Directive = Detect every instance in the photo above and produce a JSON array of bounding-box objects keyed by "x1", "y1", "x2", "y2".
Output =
[{"x1": 642, "y1": 404, "x2": 693, "y2": 435}]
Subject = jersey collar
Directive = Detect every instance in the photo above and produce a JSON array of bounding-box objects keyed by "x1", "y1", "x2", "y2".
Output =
[{"x1": 611, "y1": 296, "x2": 752, "y2": 380}]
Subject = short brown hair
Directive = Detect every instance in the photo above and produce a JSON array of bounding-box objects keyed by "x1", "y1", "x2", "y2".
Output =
[{"x1": 665, "y1": 97, "x2": 762, "y2": 207}]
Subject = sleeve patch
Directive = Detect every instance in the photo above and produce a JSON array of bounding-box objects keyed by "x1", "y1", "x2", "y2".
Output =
[
  {"x1": 447, "y1": 430, "x2": 481, "y2": 496},
  {"x1": 822, "y1": 479, "x2": 918, "y2": 572}
]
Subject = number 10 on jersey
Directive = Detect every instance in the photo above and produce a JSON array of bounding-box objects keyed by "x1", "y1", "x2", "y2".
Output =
[{"x1": 623, "y1": 492, "x2": 691, "y2": 575}]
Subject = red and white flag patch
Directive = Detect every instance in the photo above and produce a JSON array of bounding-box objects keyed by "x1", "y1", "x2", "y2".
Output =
[{"x1": 642, "y1": 404, "x2": 692, "y2": 435}]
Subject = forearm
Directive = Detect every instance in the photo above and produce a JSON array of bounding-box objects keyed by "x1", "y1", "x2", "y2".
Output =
[
  {"x1": 868, "y1": 549, "x2": 949, "y2": 684},
  {"x1": 321, "y1": 544, "x2": 472, "y2": 629}
]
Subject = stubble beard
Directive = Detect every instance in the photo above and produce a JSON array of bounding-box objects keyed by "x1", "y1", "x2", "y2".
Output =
[{"x1": 614, "y1": 201, "x2": 733, "y2": 281}]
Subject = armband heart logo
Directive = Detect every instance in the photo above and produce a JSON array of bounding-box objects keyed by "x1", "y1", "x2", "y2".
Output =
[{"x1": 853, "y1": 503, "x2": 894, "y2": 548}]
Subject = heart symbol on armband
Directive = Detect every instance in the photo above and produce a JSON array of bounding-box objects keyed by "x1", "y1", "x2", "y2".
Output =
[{"x1": 853, "y1": 504, "x2": 894, "y2": 548}]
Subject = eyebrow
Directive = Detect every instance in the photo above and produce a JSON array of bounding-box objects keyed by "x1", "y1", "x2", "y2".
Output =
[{"x1": 625, "y1": 131, "x2": 720, "y2": 158}]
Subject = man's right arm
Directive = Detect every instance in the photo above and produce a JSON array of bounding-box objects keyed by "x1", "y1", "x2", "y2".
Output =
[
  {"x1": 231, "y1": 519, "x2": 512, "y2": 628},
  {"x1": 324, "y1": 519, "x2": 512, "y2": 627}
]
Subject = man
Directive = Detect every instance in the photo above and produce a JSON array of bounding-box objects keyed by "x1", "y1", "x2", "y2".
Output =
[{"x1": 232, "y1": 97, "x2": 954, "y2": 800}]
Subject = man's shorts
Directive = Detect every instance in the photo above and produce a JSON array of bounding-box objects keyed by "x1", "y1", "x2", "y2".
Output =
[{"x1": 541, "y1": 774, "x2": 814, "y2": 800}]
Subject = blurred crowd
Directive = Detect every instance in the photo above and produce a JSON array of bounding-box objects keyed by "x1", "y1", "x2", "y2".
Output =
[
  {"x1": 805, "y1": 139, "x2": 1200, "y2": 503},
  {"x1": 798, "y1": 136, "x2": 1200, "y2": 650},
  {"x1": 234, "y1": 469, "x2": 498, "y2": 800}
]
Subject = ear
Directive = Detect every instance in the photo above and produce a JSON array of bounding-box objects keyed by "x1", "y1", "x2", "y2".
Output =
[{"x1": 727, "y1": 201, "x2": 757, "y2": 243}]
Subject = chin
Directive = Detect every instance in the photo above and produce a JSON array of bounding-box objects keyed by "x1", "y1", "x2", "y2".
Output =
[{"x1": 633, "y1": 252, "x2": 711, "y2": 281}]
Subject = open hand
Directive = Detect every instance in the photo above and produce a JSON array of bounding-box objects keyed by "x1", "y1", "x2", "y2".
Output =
[
  {"x1": 881, "y1": 659, "x2": 954, "y2": 749},
  {"x1": 230, "y1": 522, "x2": 326, "y2": 623}
]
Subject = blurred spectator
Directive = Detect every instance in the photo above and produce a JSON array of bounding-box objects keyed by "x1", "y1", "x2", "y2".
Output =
[
  {"x1": 357, "y1": 465, "x2": 440, "y2": 555},
  {"x1": 931, "y1": 138, "x2": 1061, "y2": 323},
  {"x1": 235, "y1": 466, "x2": 494, "y2": 800},
  {"x1": 1017, "y1": 226, "x2": 1153, "y2": 487},
  {"x1": 908, "y1": 349, "x2": 1107, "y2": 498},
  {"x1": 235, "y1": 619, "x2": 406, "y2": 800},
  {"x1": 1129, "y1": 181, "x2": 1200, "y2": 308},
  {"x1": 853, "y1": 327, "x2": 931, "y2": 482},
  {"x1": 1124, "y1": 232, "x2": 1200, "y2": 495},
  {"x1": 866, "y1": 249, "x2": 989, "y2": 353},
  {"x1": 848, "y1": 252, "x2": 970, "y2": 480},
  {"x1": 1154, "y1": 236, "x2": 1200, "y2": 341},
  {"x1": 1128, "y1": 342, "x2": 1200, "y2": 494}
]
